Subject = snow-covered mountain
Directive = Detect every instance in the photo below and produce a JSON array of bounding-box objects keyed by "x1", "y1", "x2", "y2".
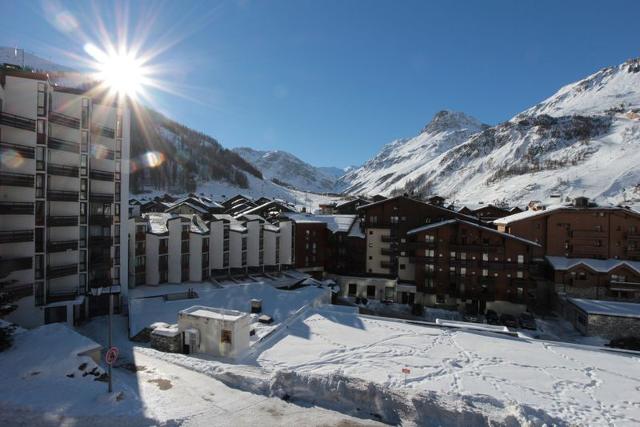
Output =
[
  {"x1": 0, "y1": 47, "x2": 73, "y2": 72},
  {"x1": 338, "y1": 110, "x2": 489, "y2": 195},
  {"x1": 233, "y1": 147, "x2": 346, "y2": 193},
  {"x1": 342, "y1": 58, "x2": 640, "y2": 208}
]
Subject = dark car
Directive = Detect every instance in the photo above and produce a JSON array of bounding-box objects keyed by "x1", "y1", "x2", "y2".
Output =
[
  {"x1": 518, "y1": 312, "x2": 537, "y2": 330},
  {"x1": 499, "y1": 313, "x2": 518, "y2": 328},
  {"x1": 485, "y1": 309, "x2": 500, "y2": 325}
]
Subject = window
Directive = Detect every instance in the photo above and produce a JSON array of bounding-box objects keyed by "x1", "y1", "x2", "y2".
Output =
[
  {"x1": 37, "y1": 119, "x2": 46, "y2": 139},
  {"x1": 390, "y1": 216, "x2": 399, "y2": 224},
  {"x1": 79, "y1": 226, "x2": 87, "y2": 248},
  {"x1": 79, "y1": 250, "x2": 87, "y2": 272},
  {"x1": 80, "y1": 155, "x2": 88, "y2": 176},
  {"x1": 81, "y1": 98, "x2": 89, "y2": 129},
  {"x1": 36, "y1": 174, "x2": 44, "y2": 198},
  {"x1": 425, "y1": 277, "x2": 434, "y2": 288},
  {"x1": 136, "y1": 256, "x2": 146, "y2": 267},
  {"x1": 367, "y1": 285, "x2": 376, "y2": 298},
  {"x1": 37, "y1": 82, "x2": 47, "y2": 116},
  {"x1": 221, "y1": 330, "x2": 232, "y2": 344},
  {"x1": 80, "y1": 178, "x2": 87, "y2": 200},
  {"x1": 482, "y1": 253, "x2": 488, "y2": 261},
  {"x1": 425, "y1": 249, "x2": 434, "y2": 257},
  {"x1": 80, "y1": 202, "x2": 87, "y2": 224},
  {"x1": 35, "y1": 255, "x2": 44, "y2": 280},
  {"x1": 517, "y1": 254, "x2": 524, "y2": 264},
  {"x1": 81, "y1": 131, "x2": 88, "y2": 152},
  {"x1": 460, "y1": 252, "x2": 466, "y2": 260},
  {"x1": 425, "y1": 263, "x2": 435, "y2": 272},
  {"x1": 348, "y1": 283, "x2": 357, "y2": 296},
  {"x1": 611, "y1": 274, "x2": 626, "y2": 283},
  {"x1": 460, "y1": 267, "x2": 467, "y2": 277},
  {"x1": 370, "y1": 215, "x2": 377, "y2": 224},
  {"x1": 450, "y1": 251, "x2": 456, "y2": 259},
  {"x1": 482, "y1": 269, "x2": 488, "y2": 277},
  {"x1": 36, "y1": 147, "x2": 45, "y2": 170},
  {"x1": 114, "y1": 203, "x2": 120, "y2": 222},
  {"x1": 115, "y1": 160, "x2": 121, "y2": 180},
  {"x1": 425, "y1": 234, "x2": 435, "y2": 243},
  {"x1": 35, "y1": 201, "x2": 45, "y2": 226},
  {"x1": 114, "y1": 224, "x2": 120, "y2": 244},
  {"x1": 399, "y1": 264, "x2": 405, "y2": 270},
  {"x1": 517, "y1": 271, "x2": 524, "y2": 279}
]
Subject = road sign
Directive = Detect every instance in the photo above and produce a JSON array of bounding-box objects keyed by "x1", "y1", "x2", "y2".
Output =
[
  {"x1": 402, "y1": 367, "x2": 411, "y2": 374},
  {"x1": 105, "y1": 346, "x2": 119, "y2": 365}
]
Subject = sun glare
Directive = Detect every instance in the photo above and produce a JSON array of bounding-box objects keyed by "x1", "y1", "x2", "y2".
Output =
[{"x1": 85, "y1": 43, "x2": 150, "y2": 100}]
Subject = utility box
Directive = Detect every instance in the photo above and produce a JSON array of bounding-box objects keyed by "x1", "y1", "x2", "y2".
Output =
[
  {"x1": 178, "y1": 306, "x2": 251, "y2": 358},
  {"x1": 250, "y1": 299, "x2": 263, "y2": 313}
]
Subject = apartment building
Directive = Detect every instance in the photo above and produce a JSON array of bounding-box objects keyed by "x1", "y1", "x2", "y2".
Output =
[
  {"x1": 128, "y1": 212, "x2": 293, "y2": 285},
  {"x1": 357, "y1": 196, "x2": 472, "y2": 278},
  {"x1": 495, "y1": 198, "x2": 640, "y2": 302},
  {"x1": 0, "y1": 67, "x2": 129, "y2": 327},
  {"x1": 407, "y1": 219, "x2": 540, "y2": 314}
]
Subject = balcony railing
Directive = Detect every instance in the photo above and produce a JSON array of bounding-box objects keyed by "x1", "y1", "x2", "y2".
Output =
[
  {"x1": 0, "y1": 257, "x2": 32, "y2": 279},
  {"x1": 182, "y1": 231, "x2": 189, "y2": 240},
  {"x1": 48, "y1": 163, "x2": 79, "y2": 177},
  {"x1": 0, "y1": 171, "x2": 34, "y2": 187},
  {"x1": 46, "y1": 290, "x2": 79, "y2": 303},
  {"x1": 159, "y1": 245, "x2": 168, "y2": 255},
  {"x1": 47, "y1": 215, "x2": 78, "y2": 227},
  {"x1": 90, "y1": 169, "x2": 114, "y2": 181},
  {"x1": 0, "y1": 202, "x2": 34, "y2": 215},
  {"x1": 47, "y1": 240, "x2": 78, "y2": 252},
  {"x1": 89, "y1": 192, "x2": 113, "y2": 203},
  {"x1": 0, "y1": 141, "x2": 35, "y2": 158},
  {"x1": 91, "y1": 124, "x2": 115, "y2": 139},
  {"x1": 135, "y1": 245, "x2": 145, "y2": 255},
  {"x1": 89, "y1": 214, "x2": 112, "y2": 226},
  {"x1": 0, "y1": 282, "x2": 33, "y2": 301},
  {"x1": 380, "y1": 260, "x2": 393, "y2": 269},
  {"x1": 0, "y1": 230, "x2": 34, "y2": 244},
  {"x1": 49, "y1": 111, "x2": 80, "y2": 129},
  {"x1": 89, "y1": 235, "x2": 113, "y2": 245},
  {"x1": 0, "y1": 111, "x2": 36, "y2": 131},
  {"x1": 47, "y1": 264, "x2": 77, "y2": 278},
  {"x1": 380, "y1": 247, "x2": 393, "y2": 256},
  {"x1": 90, "y1": 146, "x2": 115, "y2": 160},
  {"x1": 381, "y1": 235, "x2": 393, "y2": 243},
  {"x1": 48, "y1": 137, "x2": 79, "y2": 153},
  {"x1": 47, "y1": 190, "x2": 78, "y2": 201}
]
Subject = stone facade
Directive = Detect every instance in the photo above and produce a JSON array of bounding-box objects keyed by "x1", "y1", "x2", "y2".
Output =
[{"x1": 150, "y1": 327, "x2": 182, "y2": 353}]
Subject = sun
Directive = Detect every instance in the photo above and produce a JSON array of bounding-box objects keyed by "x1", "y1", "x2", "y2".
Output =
[{"x1": 85, "y1": 43, "x2": 151, "y2": 100}]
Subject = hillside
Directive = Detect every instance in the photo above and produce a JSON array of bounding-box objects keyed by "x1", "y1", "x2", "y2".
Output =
[
  {"x1": 233, "y1": 147, "x2": 345, "y2": 193},
  {"x1": 341, "y1": 58, "x2": 640, "y2": 208}
]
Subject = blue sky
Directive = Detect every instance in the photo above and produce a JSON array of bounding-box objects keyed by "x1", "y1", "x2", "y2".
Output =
[{"x1": 1, "y1": 1, "x2": 639, "y2": 168}]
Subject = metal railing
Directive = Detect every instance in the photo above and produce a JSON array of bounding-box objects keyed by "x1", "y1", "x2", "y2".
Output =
[
  {"x1": 0, "y1": 202, "x2": 34, "y2": 215},
  {"x1": 48, "y1": 137, "x2": 79, "y2": 153},
  {"x1": 48, "y1": 163, "x2": 79, "y2": 177},
  {"x1": 0, "y1": 141, "x2": 35, "y2": 158},
  {"x1": 47, "y1": 240, "x2": 78, "y2": 252},
  {"x1": 90, "y1": 169, "x2": 114, "y2": 181},
  {"x1": 0, "y1": 111, "x2": 36, "y2": 131},
  {"x1": 0, "y1": 257, "x2": 32, "y2": 279},
  {"x1": 0, "y1": 229, "x2": 33, "y2": 244},
  {"x1": 47, "y1": 264, "x2": 78, "y2": 278},
  {"x1": 47, "y1": 215, "x2": 78, "y2": 226},
  {"x1": 49, "y1": 111, "x2": 80, "y2": 129},
  {"x1": 47, "y1": 190, "x2": 78, "y2": 201},
  {"x1": 0, "y1": 171, "x2": 34, "y2": 187}
]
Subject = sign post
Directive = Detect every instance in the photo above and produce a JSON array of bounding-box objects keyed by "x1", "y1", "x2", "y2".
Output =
[{"x1": 402, "y1": 367, "x2": 411, "y2": 386}]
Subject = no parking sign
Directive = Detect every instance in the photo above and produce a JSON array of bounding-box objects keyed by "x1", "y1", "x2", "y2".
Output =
[{"x1": 105, "y1": 347, "x2": 119, "y2": 365}]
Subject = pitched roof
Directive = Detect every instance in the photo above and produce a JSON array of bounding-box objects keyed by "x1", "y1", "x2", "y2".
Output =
[
  {"x1": 546, "y1": 256, "x2": 640, "y2": 275},
  {"x1": 494, "y1": 204, "x2": 640, "y2": 226},
  {"x1": 407, "y1": 219, "x2": 541, "y2": 247}
]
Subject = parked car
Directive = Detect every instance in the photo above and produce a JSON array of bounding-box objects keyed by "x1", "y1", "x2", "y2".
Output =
[
  {"x1": 485, "y1": 310, "x2": 500, "y2": 325},
  {"x1": 518, "y1": 312, "x2": 537, "y2": 330},
  {"x1": 499, "y1": 313, "x2": 518, "y2": 328}
]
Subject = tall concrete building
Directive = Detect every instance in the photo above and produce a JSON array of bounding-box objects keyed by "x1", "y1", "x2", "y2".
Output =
[{"x1": 0, "y1": 67, "x2": 129, "y2": 327}]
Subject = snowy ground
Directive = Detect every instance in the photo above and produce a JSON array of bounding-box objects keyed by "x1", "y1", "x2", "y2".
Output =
[
  {"x1": 128, "y1": 280, "x2": 330, "y2": 339},
  {"x1": 0, "y1": 316, "x2": 382, "y2": 427},
  {"x1": 245, "y1": 306, "x2": 640, "y2": 425}
]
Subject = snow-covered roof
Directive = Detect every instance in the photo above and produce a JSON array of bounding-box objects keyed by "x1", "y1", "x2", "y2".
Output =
[
  {"x1": 167, "y1": 201, "x2": 208, "y2": 214},
  {"x1": 144, "y1": 213, "x2": 174, "y2": 234},
  {"x1": 238, "y1": 200, "x2": 296, "y2": 216},
  {"x1": 407, "y1": 219, "x2": 541, "y2": 247},
  {"x1": 185, "y1": 214, "x2": 209, "y2": 234},
  {"x1": 568, "y1": 298, "x2": 640, "y2": 319},
  {"x1": 546, "y1": 256, "x2": 640, "y2": 274},
  {"x1": 284, "y1": 213, "x2": 357, "y2": 234},
  {"x1": 347, "y1": 218, "x2": 365, "y2": 239},
  {"x1": 237, "y1": 214, "x2": 266, "y2": 222},
  {"x1": 264, "y1": 223, "x2": 280, "y2": 232},
  {"x1": 494, "y1": 204, "x2": 640, "y2": 225},
  {"x1": 180, "y1": 306, "x2": 249, "y2": 321}
]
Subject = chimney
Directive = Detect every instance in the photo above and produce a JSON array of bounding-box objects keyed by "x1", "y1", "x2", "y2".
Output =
[{"x1": 573, "y1": 197, "x2": 589, "y2": 208}]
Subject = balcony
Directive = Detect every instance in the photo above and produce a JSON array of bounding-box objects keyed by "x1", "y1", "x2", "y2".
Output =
[
  {"x1": 0, "y1": 257, "x2": 32, "y2": 278},
  {"x1": 48, "y1": 163, "x2": 79, "y2": 177},
  {"x1": 450, "y1": 243, "x2": 504, "y2": 253},
  {"x1": 159, "y1": 244, "x2": 168, "y2": 255},
  {"x1": 135, "y1": 264, "x2": 145, "y2": 274},
  {"x1": 0, "y1": 141, "x2": 35, "y2": 158},
  {"x1": 181, "y1": 231, "x2": 189, "y2": 240},
  {"x1": 0, "y1": 111, "x2": 36, "y2": 131},
  {"x1": 135, "y1": 245, "x2": 145, "y2": 256},
  {"x1": 135, "y1": 231, "x2": 145, "y2": 241},
  {"x1": 381, "y1": 235, "x2": 393, "y2": 243},
  {"x1": 0, "y1": 282, "x2": 33, "y2": 301},
  {"x1": 47, "y1": 264, "x2": 77, "y2": 278},
  {"x1": 89, "y1": 235, "x2": 113, "y2": 246},
  {"x1": 381, "y1": 247, "x2": 393, "y2": 256},
  {"x1": 47, "y1": 240, "x2": 78, "y2": 252},
  {"x1": 90, "y1": 169, "x2": 114, "y2": 181},
  {"x1": 47, "y1": 215, "x2": 78, "y2": 227},
  {"x1": 0, "y1": 202, "x2": 33, "y2": 215},
  {"x1": 49, "y1": 111, "x2": 80, "y2": 129},
  {"x1": 380, "y1": 260, "x2": 393, "y2": 269},
  {"x1": 89, "y1": 214, "x2": 112, "y2": 226},
  {"x1": 47, "y1": 190, "x2": 78, "y2": 201},
  {"x1": 0, "y1": 230, "x2": 33, "y2": 244},
  {"x1": 48, "y1": 137, "x2": 79, "y2": 153},
  {"x1": 91, "y1": 124, "x2": 115, "y2": 139},
  {"x1": 0, "y1": 171, "x2": 34, "y2": 187},
  {"x1": 571, "y1": 229, "x2": 607, "y2": 239},
  {"x1": 46, "y1": 290, "x2": 79, "y2": 303},
  {"x1": 181, "y1": 241, "x2": 189, "y2": 253},
  {"x1": 89, "y1": 192, "x2": 113, "y2": 203}
]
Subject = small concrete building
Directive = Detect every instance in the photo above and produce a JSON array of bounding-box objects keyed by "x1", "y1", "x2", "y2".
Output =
[
  {"x1": 178, "y1": 305, "x2": 251, "y2": 358},
  {"x1": 562, "y1": 297, "x2": 640, "y2": 340}
]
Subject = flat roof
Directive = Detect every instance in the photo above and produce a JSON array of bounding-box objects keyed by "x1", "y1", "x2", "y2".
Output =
[
  {"x1": 569, "y1": 298, "x2": 640, "y2": 319},
  {"x1": 180, "y1": 305, "x2": 248, "y2": 321}
]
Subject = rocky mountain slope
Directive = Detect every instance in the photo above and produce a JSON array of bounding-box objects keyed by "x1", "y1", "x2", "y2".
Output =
[
  {"x1": 341, "y1": 58, "x2": 640, "y2": 208},
  {"x1": 233, "y1": 147, "x2": 346, "y2": 193}
]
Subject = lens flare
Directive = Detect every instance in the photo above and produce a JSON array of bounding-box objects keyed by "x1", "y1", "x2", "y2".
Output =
[
  {"x1": 142, "y1": 151, "x2": 165, "y2": 168},
  {"x1": 91, "y1": 144, "x2": 109, "y2": 160},
  {"x1": 85, "y1": 43, "x2": 151, "y2": 100},
  {"x1": 0, "y1": 150, "x2": 25, "y2": 169}
]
